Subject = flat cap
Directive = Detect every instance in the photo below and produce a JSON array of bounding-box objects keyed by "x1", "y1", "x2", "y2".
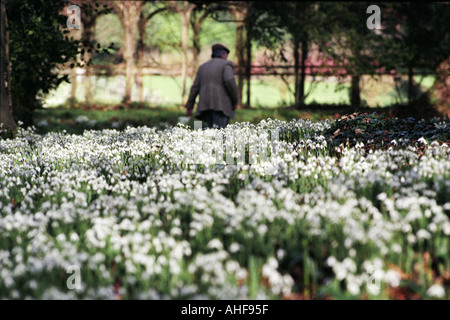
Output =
[{"x1": 212, "y1": 43, "x2": 230, "y2": 54}]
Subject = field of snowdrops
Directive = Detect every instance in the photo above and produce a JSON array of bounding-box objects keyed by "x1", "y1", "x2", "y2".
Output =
[{"x1": 0, "y1": 113, "x2": 449, "y2": 300}]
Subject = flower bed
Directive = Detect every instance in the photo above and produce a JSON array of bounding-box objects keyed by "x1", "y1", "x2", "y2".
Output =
[{"x1": 0, "y1": 114, "x2": 448, "y2": 299}]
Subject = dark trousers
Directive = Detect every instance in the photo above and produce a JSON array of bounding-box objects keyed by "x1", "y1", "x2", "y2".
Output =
[{"x1": 200, "y1": 110, "x2": 230, "y2": 129}]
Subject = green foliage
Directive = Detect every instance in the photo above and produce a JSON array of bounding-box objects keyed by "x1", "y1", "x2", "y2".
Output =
[
  {"x1": 7, "y1": 0, "x2": 81, "y2": 126},
  {"x1": 377, "y1": 3, "x2": 450, "y2": 72},
  {"x1": 145, "y1": 10, "x2": 182, "y2": 54},
  {"x1": 6, "y1": 0, "x2": 112, "y2": 127},
  {"x1": 95, "y1": 14, "x2": 124, "y2": 50}
]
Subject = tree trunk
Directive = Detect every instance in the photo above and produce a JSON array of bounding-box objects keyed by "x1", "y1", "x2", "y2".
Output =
[
  {"x1": 137, "y1": 15, "x2": 148, "y2": 103},
  {"x1": 245, "y1": 14, "x2": 252, "y2": 109},
  {"x1": 81, "y1": 15, "x2": 95, "y2": 105},
  {"x1": 191, "y1": 10, "x2": 208, "y2": 78},
  {"x1": 294, "y1": 38, "x2": 300, "y2": 106},
  {"x1": 0, "y1": 1, "x2": 16, "y2": 131},
  {"x1": 70, "y1": 67, "x2": 77, "y2": 106},
  {"x1": 180, "y1": 4, "x2": 194, "y2": 105},
  {"x1": 191, "y1": 19, "x2": 200, "y2": 78},
  {"x1": 232, "y1": 7, "x2": 245, "y2": 107},
  {"x1": 408, "y1": 65, "x2": 415, "y2": 104},
  {"x1": 350, "y1": 74, "x2": 361, "y2": 110},
  {"x1": 299, "y1": 39, "x2": 308, "y2": 105},
  {"x1": 115, "y1": 1, "x2": 143, "y2": 104}
]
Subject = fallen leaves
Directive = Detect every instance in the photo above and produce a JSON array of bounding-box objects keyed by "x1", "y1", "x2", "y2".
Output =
[{"x1": 324, "y1": 112, "x2": 450, "y2": 155}]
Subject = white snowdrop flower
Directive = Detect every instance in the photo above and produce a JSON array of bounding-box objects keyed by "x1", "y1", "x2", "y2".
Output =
[
  {"x1": 377, "y1": 193, "x2": 387, "y2": 202},
  {"x1": 170, "y1": 227, "x2": 182, "y2": 237},
  {"x1": 56, "y1": 234, "x2": 66, "y2": 243},
  {"x1": 70, "y1": 232, "x2": 79, "y2": 242},
  {"x1": 139, "y1": 220, "x2": 151, "y2": 231},
  {"x1": 119, "y1": 219, "x2": 134, "y2": 231},
  {"x1": 152, "y1": 238, "x2": 163, "y2": 253},
  {"x1": 13, "y1": 263, "x2": 26, "y2": 277},
  {"x1": 170, "y1": 245, "x2": 184, "y2": 261},
  {"x1": 125, "y1": 260, "x2": 137, "y2": 274},
  {"x1": 276, "y1": 249, "x2": 286, "y2": 260},
  {"x1": 188, "y1": 264, "x2": 196, "y2": 274},
  {"x1": 418, "y1": 137, "x2": 428, "y2": 145},
  {"x1": 267, "y1": 257, "x2": 278, "y2": 269},
  {"x1": 428, "y1": 223, "x2": 437, "y2": 232},
  {"x1": 401, "y1": 224, "x2": 412, "y2": 233},
  {"x1": 14, "y1": 253, "x2": 23, "y2": 264},
  {"x1": 384, "y1": 270, "x2": 401, "y2": 287},
  {"x1": 344, "y1": 238, "x2": 353, "y2": 249},
  {"x1": 28, "y1": 280, "x2": 38, "y2": 290},
  {"x1": 349, "y1": 249, "x2": 356, "y2": 257},
  {"x1": 442, "y1": 222, "x2": 450, "y2": 235},
  {"x1": 426, "y1": 284, "x2": 446, "y2": 298},
  {"x1": 165, "y1": 237, "x2": 176, "y2": 249},
  {"x1": 169, "y1": 259, "x2": 181, "y2": 275},
  {"x1": 225, "y1": 261, "x2": 240, "y2": 274},
  {"x1": 11, "y1": 290, "x2": 20, "y2": 299},
  {"x1": 391, "y1": 244, "x2": 402, "y2": 254},
  {"x1": 367, "y1": 282, "x2": 381, "y2": 296},
  {"x1": 282, "y1": 275, "x2": 294, "y2": 295},
  {"x1": 157, "y1": 255, "x2": 168, "y2": 266},
  {"x1": 236, "y1": 268, "x2": 248, "y2": 281},
  {"x1": 407, "y1": 234, "x2": 416, "y2": 244},
  {"x1": 416, "y1": 229, "x2": 431, "y2": 240},
  {"x1": 182, "y1": 245, "x2": 192, "y2": 258},
  {"x1": 334, "y1": 264, "x2": 347, "y2": 281},
  {"x1": 262, "y1": 260, "x2": 277, "y2": 279},
  {"x1": 4, "y1": 276, "x2": 14, "y2": 288},
  {"x1": 257, "y1": 224, "x2": 268, "y2": 235},
  {"x1": 229, "y1": 243, "x2": 241, "y2": 253},
  {"x1": 347, "y1": 279, "x2": 360, "y2": 296},
  {"x1": 343, "y1": 258, "x2": 357, "y2": 273},
  {"x1": 326, "y1": 256, "x2": 337, "y2": 267},
  {"x1": 207, "y1": 239, "x2": 223, "y2": 251}
]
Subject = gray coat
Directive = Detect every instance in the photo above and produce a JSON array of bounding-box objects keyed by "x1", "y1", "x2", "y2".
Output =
[{"x1": 185, "y1": 58, "x2": 239, "y2": 120}]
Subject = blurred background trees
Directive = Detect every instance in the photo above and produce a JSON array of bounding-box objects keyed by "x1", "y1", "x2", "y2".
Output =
[{"x1": 1, "y1": 1, "x2": 449, "y2": 130}]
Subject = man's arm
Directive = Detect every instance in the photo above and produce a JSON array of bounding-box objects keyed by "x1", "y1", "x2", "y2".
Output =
[
  {"x1": 185, "y1": 69, "x2": 201, "y2": 114},
  {"x1": 223, "y1": 62, "x2": 239, "y2": 109}
]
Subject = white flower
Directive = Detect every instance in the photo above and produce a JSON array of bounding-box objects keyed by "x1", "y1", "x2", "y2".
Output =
[
  {"x1": 333, "y1": 262, "x2": 348, "y2": 281},
  {"x1": 326, "y1": 256, "x2": 337, "y2": 267},
  {"x1": 426, "y1": 284, "x2": 446, "y2": 298},
  {"x1": 257, "y1": 224, "x2": 268, "y2": 235},
  {"x1": 417, "y1": 137, "x2": 428, "y2": 145},
  {"x1": 367, "y1": 282, "x2": 381, "y2": 296},
  {"x1": 343, "y1": 258, "x2": 357, "y2": 273},
  {"x1": 225, "y1": 261, "x2": 239, "y2": 274},
  {"x1": 391, "y1": 244, "x2": 402, "y2": 254},
  {"x1": 70, "y1": 232, "x2": 79, "y2": 242},
  {"x1": 56, "y1": 234, "x2": 66, "y2": 243},
  {"x1": 416, "y1": 229, "x2": 431, "y2": 240},
  {"x1": 207, "y1": 239, "x2": 223, "y2": 251},
  {"x1": 347, "y1": 281, "x2": 360, "y2": 295},
  {"x1": 384, "y1": 270, "x2": 401, "y2": 287},
  {"x1": 229, "y1": 243, "x2": 241, "y2": 253}
]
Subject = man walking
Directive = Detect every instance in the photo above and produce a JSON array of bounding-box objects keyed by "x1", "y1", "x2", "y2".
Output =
[{"x1": 185, "y1": 44, "x2": 239, "y2": 129}]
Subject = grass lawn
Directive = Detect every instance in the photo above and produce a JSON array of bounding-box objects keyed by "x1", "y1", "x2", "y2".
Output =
[{"x1": 44, "y1": 75, "x2": 435, "y2": 109}]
